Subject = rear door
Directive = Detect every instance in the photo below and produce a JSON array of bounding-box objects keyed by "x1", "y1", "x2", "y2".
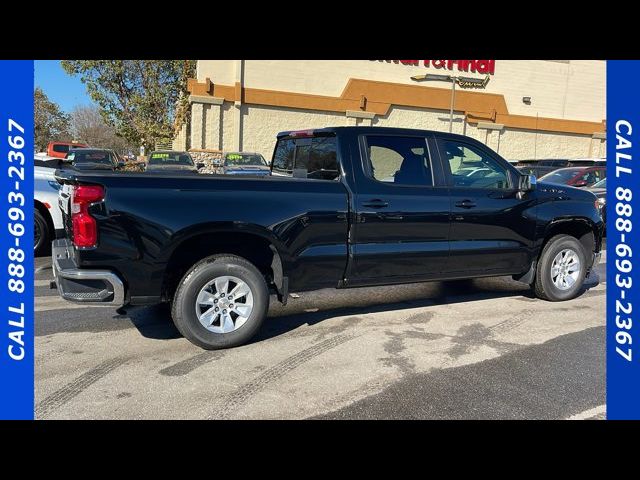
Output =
[
  {"x1": 437, "y1": 136, "x2": 535, "y2": 275},
  {"x1": 350, "y1": 133, "x2": 450, "y2": 283}
]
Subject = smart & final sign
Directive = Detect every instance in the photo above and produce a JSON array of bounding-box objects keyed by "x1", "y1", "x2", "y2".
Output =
[{"x1": 375, "y1": 60, "x2": 496, "y2": 75}]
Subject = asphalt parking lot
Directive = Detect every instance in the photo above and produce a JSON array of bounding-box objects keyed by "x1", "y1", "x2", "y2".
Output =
[{"x1": 34, "y1": 249, "x2": 607, "y2": 420}]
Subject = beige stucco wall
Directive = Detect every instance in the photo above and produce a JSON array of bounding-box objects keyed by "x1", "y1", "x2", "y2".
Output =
[
  {"x1": 197, "y1": 60, "x2": 606, "y2": 122},
  {"x1": 240, "y1": 104, "x2": 347, "y2": 155},
  {"x1": 182, "y1": 60, "x2": 606, "y2": 160}
]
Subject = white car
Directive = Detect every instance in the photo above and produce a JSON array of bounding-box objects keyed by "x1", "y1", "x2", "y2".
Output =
[{"x1": 34, "y1": 163, "x2": 64, "y2": 255}]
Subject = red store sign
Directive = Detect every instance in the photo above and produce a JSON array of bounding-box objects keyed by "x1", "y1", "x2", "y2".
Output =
[{"x1": 375, "y1": 60, "x2": 496, "y2": 75}]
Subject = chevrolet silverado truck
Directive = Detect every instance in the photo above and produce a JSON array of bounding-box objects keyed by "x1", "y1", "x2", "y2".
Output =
[{"x1": 52, "y1": 127, "x2": 604, "y2": 349}]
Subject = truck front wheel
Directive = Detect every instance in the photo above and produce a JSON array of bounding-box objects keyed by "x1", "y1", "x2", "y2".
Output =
[
  {"x1": 171, "y1": 254, "x2": 270, "y2": 349},
  {"x1": 534, "y1": 234, "x2": 587, "y2": 302}
]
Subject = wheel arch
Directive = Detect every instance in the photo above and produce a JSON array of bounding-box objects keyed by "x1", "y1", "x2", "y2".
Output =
[
  {"x1": 542, "y1": 217, "x2": 599, "y2": 258},
  {"x1": 161, "y1": 225, "x2": 289, "y2": 302}
]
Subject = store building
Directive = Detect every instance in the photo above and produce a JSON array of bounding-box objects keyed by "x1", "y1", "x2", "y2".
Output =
[{"x1": 174, "y1": 60, "x2": 606, "y2": 161}]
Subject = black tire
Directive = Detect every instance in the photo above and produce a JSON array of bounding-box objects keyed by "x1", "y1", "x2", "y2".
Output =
[
  {"x1": 34, "y1": 208, "x2": 50, "y2": 257},
  {"x1": 171, "y1": 254, "x2": 269, "y2": 349},
  {"x1": 534, "y1": 234, "x2": 587, "y2": 301}
]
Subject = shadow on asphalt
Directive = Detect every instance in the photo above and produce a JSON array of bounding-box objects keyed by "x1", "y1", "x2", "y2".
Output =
[
  {"x1": 251, "y1": 274, "x2": 602, "y2": 344},
  {"x1": 36, "y1": 244, "x2": 605, "y2": 345},
  {"x1": 123, "y1": 274, "x2": 602, "y2": 345}
]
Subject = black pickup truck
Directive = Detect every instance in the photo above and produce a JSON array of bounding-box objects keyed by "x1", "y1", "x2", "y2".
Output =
[{"x1": 52, "y1": 127, "x2": 604, "y2": 349}]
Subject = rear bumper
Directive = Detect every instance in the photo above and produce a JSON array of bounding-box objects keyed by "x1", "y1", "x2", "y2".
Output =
[{"x1": 51, "y1": 238, "x2": 126, "y2": 307}]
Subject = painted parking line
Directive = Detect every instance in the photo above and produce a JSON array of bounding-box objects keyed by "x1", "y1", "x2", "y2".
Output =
[{"x1": 566, "y1": 405, "x2": 606, "y2": 420}]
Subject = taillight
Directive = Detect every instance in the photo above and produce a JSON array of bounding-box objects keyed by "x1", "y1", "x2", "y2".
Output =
[
  {"x1": 288, "y1": 129, "x2": 315, "y2": 138},
  {"x1": 71, "y1": 185, "x2": 104, "y2": 248}
]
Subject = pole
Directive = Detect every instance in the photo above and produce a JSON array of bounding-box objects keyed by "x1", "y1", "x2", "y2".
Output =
[
  {"x1": 449, "y1": 79, "x2": 456, "y2": 133},
  {"x1": 534, "y1": 112, "x2": 539, "y2": 159}
]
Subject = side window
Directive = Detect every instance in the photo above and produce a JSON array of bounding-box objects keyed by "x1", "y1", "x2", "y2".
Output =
[
  {"x1": 53, "y1": 144, "x2": 70, "y2": 154},
  {"x1": 308, "y1": 137, "x2": 339, "y2": 180},
  {"x1": 272, "y1": 138, "x2": 295, "y2": 173},
  {"x1": 443, "y1": 140, "x2": 510, "y2": 189},
  {"x1": 272, "y1": 136, "x2": 339, "y2": 180},
  {"x1": 365, "y1": 136, "x2": 433, "y2": 187}
]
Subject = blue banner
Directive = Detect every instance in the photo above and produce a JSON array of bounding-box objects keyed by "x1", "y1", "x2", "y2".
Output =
[
  {"x1": 607, "y1": 60, "x2": 640, "y2": 419},
  {"x1": 0, "y1": 60, "x2": 34, "y2": 420}
]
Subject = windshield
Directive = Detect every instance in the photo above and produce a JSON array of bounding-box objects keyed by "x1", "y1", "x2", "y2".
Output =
[
  {"x1": 67, "y1": 151, "x2": 113, "y2": 166},
  {"x1": 224, "y1": 153, "x2": 267, "y2": 167},
  {"x1": 592, "y1": 178, "x2": 606, "y2": 188},
  {"x1": 539, "y1": 168, "x2": 582, "y2": 184},
  {"x1": 148, "y1": 152, "x2": 194, "y2": 166}
]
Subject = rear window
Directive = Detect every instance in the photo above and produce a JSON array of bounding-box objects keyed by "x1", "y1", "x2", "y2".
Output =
[
  {"x1": 68, "y1": 151, "x2": 113, "y2": 166},
  {"x1": 225, "y1": 153, "x2": 267, "y2": 166},
  {"x1": 540, "y1": 169, "x2": 582, "y2": 183},
  {"x1": 148, "y1": 152, "x2": 194, "y2": 166},
  {"x1": 52, "y1": 144, "x2": 70, "y2": 154},
  {"x1": 272, "y1": 136, "x2": 339, "y2": 180}
]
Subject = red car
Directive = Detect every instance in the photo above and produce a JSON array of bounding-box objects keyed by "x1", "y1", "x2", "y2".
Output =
[
  {"x1": 539, "y1": 166, "x2": 606, "y2": 188},
  {"x1": 46, "y1": 141, "x2": 89, "y2": 159}
]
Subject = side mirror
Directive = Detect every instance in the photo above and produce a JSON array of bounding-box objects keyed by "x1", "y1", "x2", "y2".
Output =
[
  {"x1": 196, "y1": 162, "x2": 205, "y2": 169},
  {"x1": 574, "y1": 180, "x2": 588, "y2": 187},
  {"x1": 519, "y1": 173, "x2": 537, "y2": 192}
]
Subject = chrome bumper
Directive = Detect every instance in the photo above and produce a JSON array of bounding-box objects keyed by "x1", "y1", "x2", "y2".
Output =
[{"x1": 51, "y1": 238, "x2": 125, "y2": 307}]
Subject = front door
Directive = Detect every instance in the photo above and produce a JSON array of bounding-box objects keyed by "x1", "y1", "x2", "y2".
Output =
[
  {"x1": 351, "y1": 134, "x2": 451, "y2": 283},
  {"x1": 437, "y1": 137, "x2": 536, "y2": 275}
]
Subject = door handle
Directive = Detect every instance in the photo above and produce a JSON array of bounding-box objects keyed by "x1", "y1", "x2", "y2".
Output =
[
  {"x1": 455, "y1": 200, "x2": 477, "y2": 209},
  {"x1": 362, "y1": 199, "x2": 389, "y2": 209}
]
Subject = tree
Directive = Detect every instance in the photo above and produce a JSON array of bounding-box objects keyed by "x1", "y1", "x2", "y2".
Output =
[
  {"x1": 61, "y1": 60, "x2": 196, "y2": 150},
  {"x1": 69, "y1": 105, "x2": 135, "y2": 154},
  {"x1": 34, "y1": 87, "x2": 70, "y2": 152}
]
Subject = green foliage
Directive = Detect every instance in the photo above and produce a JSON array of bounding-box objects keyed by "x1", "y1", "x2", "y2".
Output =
[
  {"x1": 34, "y1": 87, "x2": 70, "y2": 151},
  {"x1": 61, "y1": 60, "x2": 197, "y2": 150}
]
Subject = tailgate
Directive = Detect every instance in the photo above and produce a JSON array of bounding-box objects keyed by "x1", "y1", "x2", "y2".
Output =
[
  {"x1": 54, "y1": 168, "x2": 104, "y2": 242},
  {"x1": 58, "y1": 182, "x2": 73, "y2": 239}
]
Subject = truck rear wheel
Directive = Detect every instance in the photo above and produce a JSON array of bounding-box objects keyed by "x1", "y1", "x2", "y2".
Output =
[
  {"x1": 34, "y1": 208, "x2": 51, "y2": 256},
  {"x1": 171, "y1": 254, "x2": 269, "y2": 349},
  {"x1": 534, "y1": 234, "x2": 587, "y2": 302}
]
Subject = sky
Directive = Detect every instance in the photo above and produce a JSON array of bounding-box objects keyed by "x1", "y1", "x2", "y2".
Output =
[{"x1": 34, "y1": 60, "x2": 93, "y2": 113}]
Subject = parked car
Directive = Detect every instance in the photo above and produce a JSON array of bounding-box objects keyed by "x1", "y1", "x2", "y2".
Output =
[
  {"x1": 539, "y1": 166, "x2": 606, "y2": 188},
  {"x1": 46, "y1": 141, "x2": 89, "y2": 159},
  {"x1": 222, "y1": 152, "x2": 271, "y2": 176},
  {"x1": 145, "y1": 151, "x2": 202, "y2": 173},
  {"x1": 52, "y1": 126, "x2": 603, "y2": 350},
  {"x1": 586, "y1": 177, "x2": 607, "y2": 230},
  {"x1": 34, "y1": 164, "x2": 64, "y2": 255},
  {"x1": 64, "y1": 148, "x2": 123, "y2": 171},
  {"x1": 516, "y1": 158, "x2": 606, "y2": 179},
  {"x1": 516, "y1": 164, "x2": 558, "y2": 178},
  {"x1": 35, "y1": 153, "x2": 65, "y2": 169}
]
